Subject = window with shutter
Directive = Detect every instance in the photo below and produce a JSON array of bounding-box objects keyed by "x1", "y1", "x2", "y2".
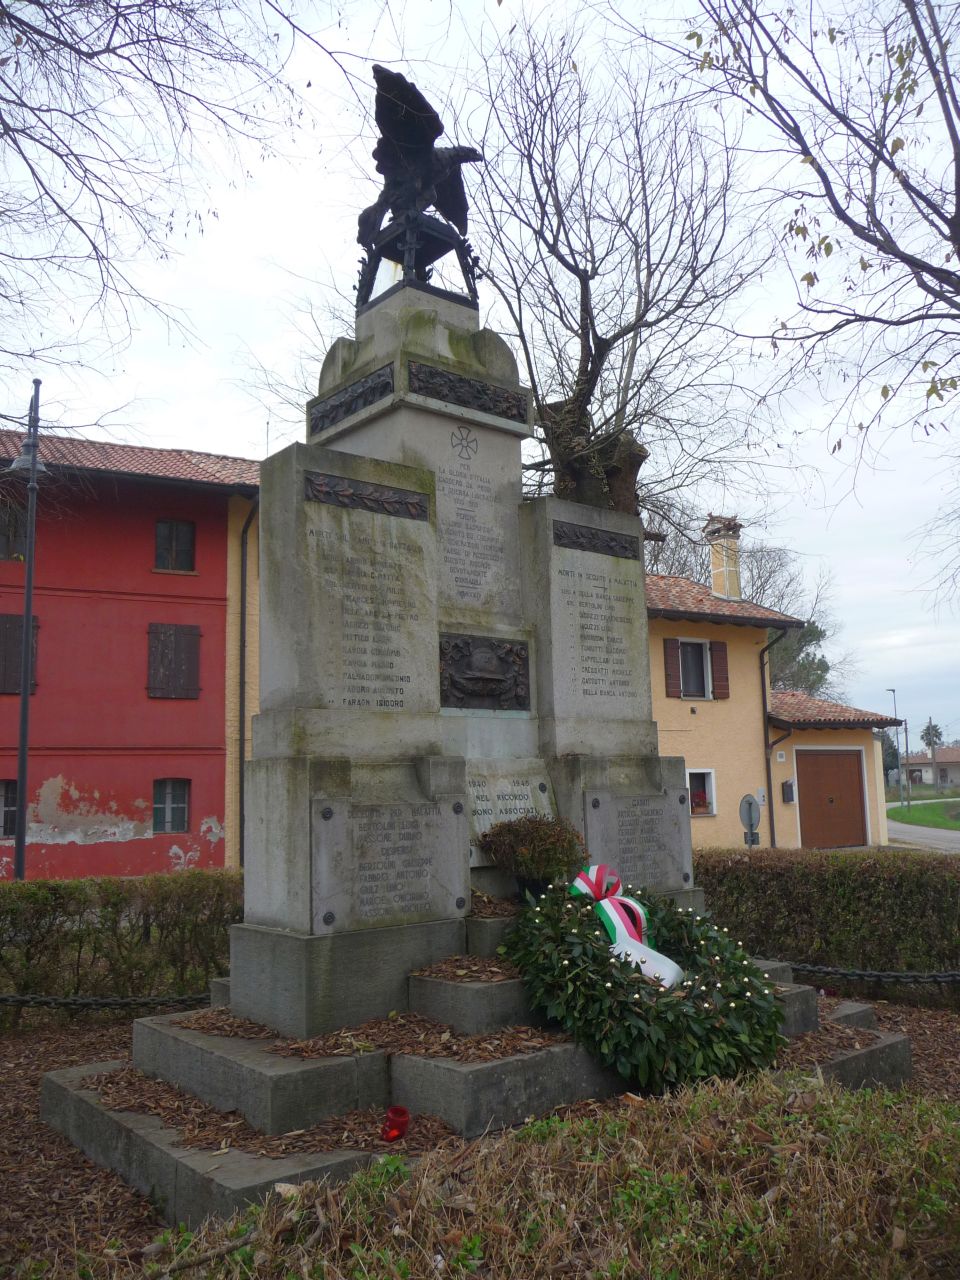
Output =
[
  {"x1": 709, "y1": 640, "x2": 730, "y2": 699},
  {"x1": 155, "y1": 520, "x2": 196, "y2": 571},
  {"x1": 147, "y1": 623, "x2": 201, "y2": 698},
  {"x1": 0, "y1": 614, "x2": 38, "y2": 694},
  {"x1": 0, "y1": 506, "x2": 25, "y2": 560},
  {"x1": 663, "y1": 637, "x2": 682, "y2": 698}
]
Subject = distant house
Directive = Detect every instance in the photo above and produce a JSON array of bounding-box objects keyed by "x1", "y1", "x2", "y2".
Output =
[
  {"x1": 0, "y1": 431, "x2": 258, "y2": 879},
  {"x1": 902, "y1": 748, "x2": 960, "y2": 789},
  {"x1": 646, "y1": 516, "x2": 900, "y2": 850}
]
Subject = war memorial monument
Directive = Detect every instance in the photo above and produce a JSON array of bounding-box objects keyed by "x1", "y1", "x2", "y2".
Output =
[{"x1": 41, "y1": 66, "x2": 710, "y2": 1224}]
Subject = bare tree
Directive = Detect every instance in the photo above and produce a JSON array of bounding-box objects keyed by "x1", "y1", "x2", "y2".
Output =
[
  {"x1": 468, "y1": 24, "x2": 773, "y2": 513},
  {"x1": 0, "y1": 0, "x2": 357, "y2": 401},
  {"x1": 656, "y1": 0, "x2": 960, "y2": 587}
]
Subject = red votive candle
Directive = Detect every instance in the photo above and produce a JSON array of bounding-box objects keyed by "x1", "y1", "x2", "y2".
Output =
[{"x1": 381, "y1": 1105, "x2": 410, "y2": 1142}]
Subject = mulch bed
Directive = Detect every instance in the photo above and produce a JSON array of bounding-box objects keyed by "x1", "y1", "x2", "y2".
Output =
[
  {"x1": 0, "y1": 1017, "x2": 159, "y2": 1276},
  {"x1": 468, "y1": 891, "x2": 520, "y2": 919},
  {"x1": 177, "y1": 1008, "x2": 567, "y2": 1062},
  {"x1": 873, "y1": 1002, "x2": 960, "y2": 1101},
  {"x1": 82, "y1": 1066, "x2": 457, "y2": 1158},
  {"x1": 411, "y1": 954, "x2": 520, "y2": 982}
]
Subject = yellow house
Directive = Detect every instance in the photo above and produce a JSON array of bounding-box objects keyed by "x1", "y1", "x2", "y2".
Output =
[{"x1": 646, "y1": 517, "x2": 897, "y2": 850}]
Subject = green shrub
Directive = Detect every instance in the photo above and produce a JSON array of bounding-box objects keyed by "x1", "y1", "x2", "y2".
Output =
[
  {"x1": 505, "y1": 886, "x2": 783, "y2": 1091},
  {"x1": 476, "y1": 815, "x2": 585, "y2": 881},
  {"x1": 0, "y1": 870, "x2": 242, "y2": 1024},
  {"x1": 694, "y1": 847, "x2": 960, "y2": 1007}
]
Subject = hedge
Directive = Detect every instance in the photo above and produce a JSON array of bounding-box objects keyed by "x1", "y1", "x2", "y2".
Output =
[
  {"x1": 694, "y1": 846, "x2": 960, "y2": 1006},
  {"x1": 0, "y1": 870, "x2": 242, "y2": 1023}
]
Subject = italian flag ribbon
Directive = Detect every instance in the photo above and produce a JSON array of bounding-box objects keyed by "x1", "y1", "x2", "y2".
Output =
[{"x1": 569, "y1": 863, "x2": 684, "y2": 990}]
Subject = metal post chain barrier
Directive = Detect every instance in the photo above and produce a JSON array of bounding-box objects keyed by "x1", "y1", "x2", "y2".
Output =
[
  {"x1": 783, "y1": 962, "x2": 960, "y2": 986},
  {"x1": 0, "y1": 992, "x2": 210, "y2": 1010}
]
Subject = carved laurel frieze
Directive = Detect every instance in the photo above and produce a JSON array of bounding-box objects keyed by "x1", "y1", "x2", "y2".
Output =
[
  {"x1": 408, "y1": 361, "x2": 527, "y2": 423},
  {"x1": 308, "y1": 364, "x2": 395, "y2": 435},
  {"x1": 552, "y1": 520, "x2": 641, "y2": 561},
  {"x1": 304, "y1": 471, "x2": 429, "y2": 522}
]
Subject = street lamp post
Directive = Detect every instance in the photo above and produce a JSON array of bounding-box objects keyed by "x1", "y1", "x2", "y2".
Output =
[
  {"x1": 886, "y1": 688, "x2": 905, "y2": 810},
  {"x1": 11, "y1": 379, "x2": 46, "y2": 881}
]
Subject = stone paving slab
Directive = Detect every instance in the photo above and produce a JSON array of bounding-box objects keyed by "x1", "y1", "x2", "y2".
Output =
[
  {"x1": 390, "y1": 1043, "x2": 623, "y2": 1139},
  {"x1": 133, "y1": 1013, "x2": 389, "y2": 1136},
  {"x1": 41, "y1": 1062, "x2": 371, "y2": 1229}
]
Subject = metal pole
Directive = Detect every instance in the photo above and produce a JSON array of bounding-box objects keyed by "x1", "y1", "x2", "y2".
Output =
[
  {"x1": 887, "y1": 688, "x2": 904, "y2": 809},
  {"x1": 13, "y1": 379, "x2": 42, "y2": 881}
]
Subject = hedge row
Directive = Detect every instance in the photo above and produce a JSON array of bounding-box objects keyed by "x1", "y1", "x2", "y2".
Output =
[
  {"x1": 0, "y1": 870, "x2": 242, "y2": 1023},
  {"x1": 694, "y1": 846, "x2": 960, "y2": 1006}
]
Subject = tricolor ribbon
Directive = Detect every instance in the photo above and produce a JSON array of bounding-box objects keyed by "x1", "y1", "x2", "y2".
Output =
[{"x1": 569, "y1": 864, "x2": 684, "y2": 990}]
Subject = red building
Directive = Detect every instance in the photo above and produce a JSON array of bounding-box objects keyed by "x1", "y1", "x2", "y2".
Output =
[{"x1": 0, "y1": 432, "x2": 258, "y2": 879}]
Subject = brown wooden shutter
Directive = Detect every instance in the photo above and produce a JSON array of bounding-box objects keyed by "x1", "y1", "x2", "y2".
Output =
[
  {"x1": 710, "y1": 640, "x2": 730, "y2": 699},
  {"x1": 148, "y1": 623, "x2": 200, "y2": 699},
  {"x1": 663, "y1": 637, "x2": 682, "y2": 698},
  {"x1": 0, "y1": 613, "x2": 38, "y2": 694}
]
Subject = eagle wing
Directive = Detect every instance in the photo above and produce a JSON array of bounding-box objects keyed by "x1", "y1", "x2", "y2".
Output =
[
  {"x1": 433, "y1": 147, "x2": 483, "y2": 235},
  {"x1": 372, "y1": 64, "x2": 443, "y2": 177}
]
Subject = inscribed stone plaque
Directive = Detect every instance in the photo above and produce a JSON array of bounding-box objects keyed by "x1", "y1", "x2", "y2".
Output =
[
  {"x1": 583, "y1": 791, "x2": 693, "y2": 893},
  {"x1": 435, "y1": 429, "x2": 521, "y2": 617},
  {"x1": 303, "y1": 488, "x2": 437, "y2": 712},
  {"x1": 465, "y1": 761, "x2": 557, "y2": 865},
  {"x1": 551, "y1": 549, "x2": 646, "y2": 719},
  {"x1": 311, "y1": 798, "x2": 469, "y2": 934}
]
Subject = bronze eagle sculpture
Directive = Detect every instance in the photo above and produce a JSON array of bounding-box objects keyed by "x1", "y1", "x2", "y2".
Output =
[{"x1": 357, "y1": 65, "x2": 483, "y2": 250}]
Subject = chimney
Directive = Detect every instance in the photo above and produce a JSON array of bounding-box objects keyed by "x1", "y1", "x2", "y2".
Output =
[{"x1": 702, "y1": 514, "x2": 743, "y2": 600}]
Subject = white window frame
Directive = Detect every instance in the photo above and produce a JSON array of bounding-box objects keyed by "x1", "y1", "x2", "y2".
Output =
[
  {"x1": 678, "y1": 637, "x2": 713, "y2": 700},
  {"x1": 686, "y1": 768, "x2": 717, "y2": 817}
]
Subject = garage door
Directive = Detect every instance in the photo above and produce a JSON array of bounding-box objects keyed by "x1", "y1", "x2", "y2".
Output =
[{"x1": 796, "y1": 750, "x2": 867, "y2": 848}]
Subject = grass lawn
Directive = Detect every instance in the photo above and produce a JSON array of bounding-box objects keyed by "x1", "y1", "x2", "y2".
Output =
[{"x1": 886, "y1": 800, "x2": 960, "y2": 830}]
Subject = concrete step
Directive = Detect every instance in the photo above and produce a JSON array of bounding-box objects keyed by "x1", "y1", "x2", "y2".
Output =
[
  {"x1": 783, "y1": 1031, "x2": 912, "y2": 1091},
  {"x1": 407, "y1": 974, "x2": 538, "y2": 1035},
  {"x1": 133, "y1": 1013, "x2": 388, "y2": 1135},
  {"x1": 822, "y1": 999, "x2": 877, "y2": 1029},
  {"x1": 776, "y1": 983, "x2": 820, "y2": 1037},
  {"x1": 391, "y1": 1042, "x2": 623, "y2": 1139},
  {"x1": 41, "y1": 1062, "x2": 371, "y2": 1229}
]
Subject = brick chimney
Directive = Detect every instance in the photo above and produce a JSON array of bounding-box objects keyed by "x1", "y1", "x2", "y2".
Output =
[{"x1": 702, "y1": 514, "x2": 743, "y2": 600}]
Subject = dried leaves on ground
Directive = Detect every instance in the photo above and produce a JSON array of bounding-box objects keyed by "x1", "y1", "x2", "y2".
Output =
[
  {"x1": 179, "y1": 1008, "x2": 567, "y2": 1062},
  {"x1": 467, "y1": 891, "x2": 520, "y2": 919},
  {"x1": 6, "y1": 1000, "x2": 960, "y2": 1277},
  {"x1": 411, "y1": 954, "x2": 521, "y2": 982},
  {"x1": 774, "y1": 1021, "x2": 879, "y2": 1071}
]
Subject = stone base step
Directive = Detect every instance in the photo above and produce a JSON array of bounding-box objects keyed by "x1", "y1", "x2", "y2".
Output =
[
  {"x1": 41, "y1": 1062, "x2": 371, "y2": 1230},
  {"x1": 783, "y1": 1031, "x2": 911, "y2": 1091},
  {"x1": 776, "y1": 982, "x2": 820, "y2": 1037},
  {"x1": 466, "y1": 915, "x2": 517, "y2": 958},
  {"x1": 133, "y1": 1013, "x2": 388, "y2": 1135},
  {"x1": 823, "y1": 1000, "x2": 877, "y2": 1030},
  {"x1": 407, "y1": 974, "x2": 537, "y2": 1035},
  {"x1": 391, "y1": 1043, "x2": 623, "y2": 1139},
  {"x1": 752, "y1": 958, "x2": 794, "y2": 985}
]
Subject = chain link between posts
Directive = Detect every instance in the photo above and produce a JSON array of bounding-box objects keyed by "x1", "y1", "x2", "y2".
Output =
[
  {"x1": 784, "y1": 962, "x2": 960, "y2": 986},
  {"x1": 0, "y1": 992, "x2": 210, "y2": 1010}
]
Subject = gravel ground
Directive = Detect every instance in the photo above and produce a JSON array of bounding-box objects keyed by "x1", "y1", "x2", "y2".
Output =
[{"x1": 3, "y1": 999, "x2": 960, "y2": 1277}]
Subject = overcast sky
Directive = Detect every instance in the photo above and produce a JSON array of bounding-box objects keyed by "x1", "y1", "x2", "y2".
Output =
[{"x1": 18, "y1": 0, "x2": 960, "y2": 754}]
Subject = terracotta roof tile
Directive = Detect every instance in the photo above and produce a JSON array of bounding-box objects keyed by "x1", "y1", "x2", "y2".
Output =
[
  {"x1": 645, "y1": 574, "x2": 804, "y2": 628},
  {"x1": 0, "y1": 429, "x2": 260, "y2": 489},
  {"x1": 904, "y1": 747, "x2": 960, "y2": 765},
  {"x1": 769, "y1": 689, "x2": 900, "y2": 729}
]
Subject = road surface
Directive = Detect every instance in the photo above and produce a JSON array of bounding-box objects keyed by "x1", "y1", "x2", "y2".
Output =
[{"x1": 886, "y1": 802, "x2": 960, "y2": 853}]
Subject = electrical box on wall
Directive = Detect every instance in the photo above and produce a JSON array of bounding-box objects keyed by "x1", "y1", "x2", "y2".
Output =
[{"x1": 781, "y1": 780, "x2": 795, "y2": 803}]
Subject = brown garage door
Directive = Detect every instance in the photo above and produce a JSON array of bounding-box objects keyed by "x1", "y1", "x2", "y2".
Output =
[{"x1": 796, "y1": 750, "x2": 867, "y2": 848}]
